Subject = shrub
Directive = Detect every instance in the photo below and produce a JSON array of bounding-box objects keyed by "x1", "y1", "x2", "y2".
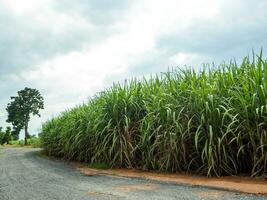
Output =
[{"x1": 10, "y1": 137, "x2": 41, "y2": 147}]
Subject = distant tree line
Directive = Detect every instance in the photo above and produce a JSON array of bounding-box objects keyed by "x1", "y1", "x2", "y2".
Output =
[{"x1": 0, "y1": 126, "x2": 14, "y2": 145}]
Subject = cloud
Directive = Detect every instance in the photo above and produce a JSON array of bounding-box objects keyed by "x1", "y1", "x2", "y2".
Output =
[
  {"x1": 53, "y1": 0, "x2": 135, "y2": 25},
  {"x1": 0, "y1": 0, "x2": 122, "y2": 74},
  {"x1": 156, "y1": 0, "x2": 267, "y2": 63},
  {"x1": 0, "y1": 0, "x2": 266, "y2": 136}
]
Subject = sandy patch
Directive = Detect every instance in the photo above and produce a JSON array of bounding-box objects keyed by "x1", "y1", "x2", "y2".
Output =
[
  {"x1": 86, "y1": 191, "x2": 115, "y2": 196},
  {"x1": 114, "y1": 184, "x2": 158, "y2": 192},
  {"x1": 77, "y1": 167, "x2": 267, "y2": 196}
]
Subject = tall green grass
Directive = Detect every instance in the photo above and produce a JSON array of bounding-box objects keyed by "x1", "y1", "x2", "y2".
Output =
[{"x1": 41, "y1": 53, "x2": 267, "y2": 176}]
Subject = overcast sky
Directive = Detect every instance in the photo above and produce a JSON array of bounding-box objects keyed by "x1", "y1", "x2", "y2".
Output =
[{"x1": 0, "y1": 0, "x2": 266, "y2": 136}]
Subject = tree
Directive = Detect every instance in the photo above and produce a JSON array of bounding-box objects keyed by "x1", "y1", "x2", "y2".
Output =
[
  {"x1": 6, "y1": 87, "x2": 44, "y2": 145},
  {"x1": 5, "y1": 127, "x2": 12, "y2": 144},
  {"x1": 0, "y1": 127, "x2": 12, "y2": 145},
  {"x1": 11, "y1": 127, "x2": 20, "y2": 141},
  {"x1": 0, "y1": 127, "x2": 4, "y2": 145}
]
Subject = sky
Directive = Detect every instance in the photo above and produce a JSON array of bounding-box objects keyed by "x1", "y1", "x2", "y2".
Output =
[{"x1": 0, "y1": 0, "x2": 266, "y2": 137}]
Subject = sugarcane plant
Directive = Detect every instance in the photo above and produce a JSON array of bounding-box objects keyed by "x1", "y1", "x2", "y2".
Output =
[{"x1": 41, "y1": 52, "x2": 267, "y2": 177}]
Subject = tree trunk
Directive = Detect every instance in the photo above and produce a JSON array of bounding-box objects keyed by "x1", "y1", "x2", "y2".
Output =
[{"x1": 24, "y1": 123, "x2": 28, "y2": 145}]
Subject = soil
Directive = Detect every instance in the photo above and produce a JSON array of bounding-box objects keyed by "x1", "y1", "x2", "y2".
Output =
[{"x1": 77, "y1": 166, "x2": 267, "y2": 195}]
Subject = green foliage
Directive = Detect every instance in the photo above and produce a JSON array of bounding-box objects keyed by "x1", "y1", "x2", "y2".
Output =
[
  {"x1": 0, "y1": 127, "x2": 4, "y2": 145},
  {"x1": 0, "y1": 126, "x2": 12, "y2": 145},
  {"x1": 6, "y1": 87, "x2": 44, "y2": 144},
  {"x1": 5, "y1": 127, "x2": 12, "y2": 144},
  {"x1": 9, "y1": 137, "x2": 41, "y2": 147},
  {"x1": 11, "y1": 128, "x2": 20, "y2": 141},
  {"x1": 41, "y1": 53, "x2": 267, "y2": 177}
]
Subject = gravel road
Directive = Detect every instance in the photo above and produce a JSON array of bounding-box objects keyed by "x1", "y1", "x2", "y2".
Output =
[{"x1": 0, "y1": 148, "x2": 266, "y2": 200}]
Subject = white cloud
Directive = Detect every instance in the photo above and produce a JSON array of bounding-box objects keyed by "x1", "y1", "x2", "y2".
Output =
[
  {"x1": 168, "y1": 52, "x2": 203, "y2": 68},
  {"x1": 1, "y1": 0, "x2": 49, "y2": 14},
  {"x1": 0, "y1": 0, "x2": 266, "y2": 137}
]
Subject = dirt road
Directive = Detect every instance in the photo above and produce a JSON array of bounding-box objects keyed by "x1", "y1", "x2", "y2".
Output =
[{"x1": 0, "y1": 148, "x2": 266, "y2": 200}]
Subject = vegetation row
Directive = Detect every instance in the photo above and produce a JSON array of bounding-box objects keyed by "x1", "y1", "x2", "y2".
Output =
[{"x1": 41, "y1": 53, "x2": 267, "y2": 176}]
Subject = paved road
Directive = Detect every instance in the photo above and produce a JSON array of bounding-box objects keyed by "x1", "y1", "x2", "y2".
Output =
[{"x1": 0, "y1": 148, "x2": 266, "y2": 200}]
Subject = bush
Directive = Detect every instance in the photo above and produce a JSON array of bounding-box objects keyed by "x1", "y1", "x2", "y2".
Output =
[
  {"x1": 10, "y1": 137, "x2": 41, "y2": 148},
  {"x1": 41, "y1": 53, "x2": 267, "y2": 176},
  {"x1": 0, "y1": 127, "x2": 12, "y2": 145}
]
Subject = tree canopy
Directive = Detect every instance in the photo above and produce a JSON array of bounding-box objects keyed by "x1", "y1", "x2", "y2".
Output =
[{"x1": 6, "y1": 87, "x2": 44, "y2": 144}]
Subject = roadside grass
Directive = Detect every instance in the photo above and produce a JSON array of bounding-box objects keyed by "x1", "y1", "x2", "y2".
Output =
[
  {"x1": 40, "y1": 53, "x2": 267, "y2": 177},
  {"x1": 8, "y1": 137, "x2": 41, "y2": 148}
]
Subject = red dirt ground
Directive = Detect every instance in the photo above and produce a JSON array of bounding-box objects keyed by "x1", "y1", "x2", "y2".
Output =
[{"x1": 76, "y1": 167, "x2": 267, "y2": 195}]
